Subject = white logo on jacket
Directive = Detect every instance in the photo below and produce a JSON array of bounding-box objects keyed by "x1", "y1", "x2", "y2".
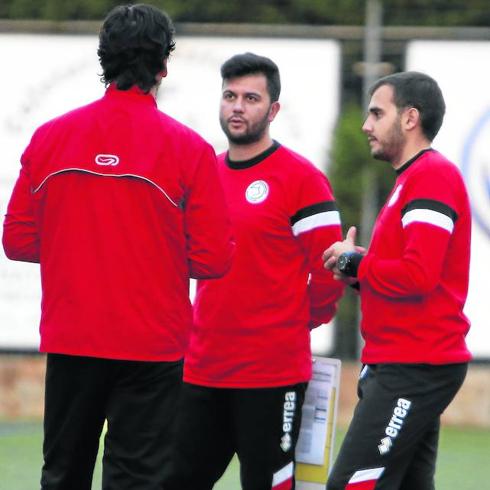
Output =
[
  {"x1": 95, "y1": 154, "x2": 119, "y2": 166},
  {"x1": 245, "y1": 180, "x2": 269, "y2": 203},
  {"x1": 387, "y1": 184, "x2": 403, "y2": 207}
]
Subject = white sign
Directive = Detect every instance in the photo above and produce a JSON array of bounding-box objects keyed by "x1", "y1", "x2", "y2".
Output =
[
  {"x1": 0, "y1": 34, "x2": 340, "y2": 350},
  {"x1": 406, "y1": 41, "x2": 490, "y2": 359}
]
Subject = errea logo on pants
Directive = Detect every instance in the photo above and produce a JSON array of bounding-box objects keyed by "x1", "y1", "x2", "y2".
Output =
[
  {"x1": 95, "y1": 154, "x2": 119, "y2": 166},
  {"x1": 378, "y1": 398, "x2": 411, "y2": 455},
  {"x1": 280, "y1": 391, "x2": 296, "y2": 452}
]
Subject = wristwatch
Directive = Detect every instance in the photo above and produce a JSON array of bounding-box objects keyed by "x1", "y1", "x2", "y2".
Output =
[{"x1": 337, "y1": 252, "x2": 363, "y2": 278}]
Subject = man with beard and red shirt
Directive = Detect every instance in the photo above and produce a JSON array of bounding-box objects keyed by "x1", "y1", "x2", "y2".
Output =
[
  {"x1": 323, "y1": 72, "x2": 471, "y2": 490},
  {"x1": 166, "y1": 53, "x2": 344, "y2": 490}
]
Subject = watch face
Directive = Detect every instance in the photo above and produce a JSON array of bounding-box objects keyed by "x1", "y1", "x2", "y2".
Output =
[{"x1": 337, "y1": 253, "x2": 349, "y2": 272}]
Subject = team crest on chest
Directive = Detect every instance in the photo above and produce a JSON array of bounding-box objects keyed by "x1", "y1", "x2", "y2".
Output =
[{"x1": 245, "y1": 180, "x2": 269, "y2": 204}]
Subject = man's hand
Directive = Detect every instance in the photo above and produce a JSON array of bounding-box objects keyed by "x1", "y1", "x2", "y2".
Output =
[
  {"x1": 323, "y1": 226, "x2": 357, "y2": 270},
  {"x1": 322, "y1": 227, "x2": 365, "y2": 283}
]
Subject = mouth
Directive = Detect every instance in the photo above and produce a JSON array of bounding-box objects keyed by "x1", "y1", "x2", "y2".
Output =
[{"x1": 228, "y1": 117, "x2": 247, "y2": 130}]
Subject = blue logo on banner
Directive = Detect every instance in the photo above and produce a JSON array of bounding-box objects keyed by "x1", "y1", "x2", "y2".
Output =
[{"x1": 461, "y1": 109, "x2": 490, "y2": 238}]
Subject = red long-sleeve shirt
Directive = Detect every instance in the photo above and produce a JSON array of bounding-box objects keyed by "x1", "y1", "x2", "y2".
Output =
[
  {"x1": 184, "y1": 143, "x2": 344, "y2": 388},
  {"x1": 358, "y1": 149, "x2": 472, "y2": 364},
  {"x1": 3, "y1": 85, "x2": 234, "y2": 361}
]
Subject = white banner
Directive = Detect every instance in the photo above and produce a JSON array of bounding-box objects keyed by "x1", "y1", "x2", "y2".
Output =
[
  {"x1": 0, "y1": 34, "x2": 340, "y2": 350},
  {"x1": 406, "y1": 41, "x2": 490, "y2": 359}
]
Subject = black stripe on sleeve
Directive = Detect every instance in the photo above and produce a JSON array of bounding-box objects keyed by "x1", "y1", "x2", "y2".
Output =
[
  {"x1": 401, "y1": 199, "x2": 458, "y2": 221},
  {"x1": 290, "y1": 201, "x2": 337, "y2": 226}
]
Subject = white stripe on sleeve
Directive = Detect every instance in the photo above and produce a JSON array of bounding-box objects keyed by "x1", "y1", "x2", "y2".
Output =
[
  {"x1": 401, "y1": 208, "x2": 454, "y2": 233},
  {"x1": 292, "y1": 211, "x2": 341, "y2": 236}
]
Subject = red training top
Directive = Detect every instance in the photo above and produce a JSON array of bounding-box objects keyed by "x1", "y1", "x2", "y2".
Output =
[
  {"x1": 185, "y1": 142, "x2": 344, "y2": 388},
  {"x1": 3, "y1": 85, "x2": 234, "y2": 362},
  {"x1": 358, "y1": 149, "x2": 472, "y2": 364}
]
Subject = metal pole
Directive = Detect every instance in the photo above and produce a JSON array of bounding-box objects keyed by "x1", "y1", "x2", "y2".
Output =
[
  {"x1": 355, "y1": 0, "x2": 383, "y2": 357},
  {"x1": 363, "y1": 0, "x2": 383, "y2": 110},
  {"x1": 360, "y1": 0, "x2": 383, "y2": 247}
]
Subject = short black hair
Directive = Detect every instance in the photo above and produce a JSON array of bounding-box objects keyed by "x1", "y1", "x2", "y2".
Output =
[
  {"x1": 98, "y1": 3, "x2": 175, "y2": 93},
  {"x1": 220, "y1": 52, "x2": 281, "y2": 102},
  {"x1": 370, "y1": 71, "x2": 446, "y2": 141}
]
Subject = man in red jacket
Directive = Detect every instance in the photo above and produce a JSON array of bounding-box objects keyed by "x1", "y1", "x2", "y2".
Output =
[
  {"x1": 2, "y1": 4, "x2": 233, "y2": 490},
  {"x1": 323, "y1": 71, "x2": 471, "y2": 489},
  {"x1": 166, "y1": 53, "x2": 344, "y2": 490}
]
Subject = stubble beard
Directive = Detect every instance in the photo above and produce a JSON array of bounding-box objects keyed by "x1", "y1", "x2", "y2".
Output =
[
  {"x1": 372, "y1": 117, "x2": 405, "y2": 164},
  {"x1": 220, "y1": 110, "x2": 271, "y2": 146}
]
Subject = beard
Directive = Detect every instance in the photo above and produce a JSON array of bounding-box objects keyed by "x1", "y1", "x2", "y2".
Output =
[
  {"x1": 371, "y1": 116, "x2": 405, "y2": 163},
  {"x1": 219, "y1": 109, "x2": 271, "y2": 145}
]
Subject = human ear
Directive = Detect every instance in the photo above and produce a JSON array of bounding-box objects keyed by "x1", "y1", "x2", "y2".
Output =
[
  {"x1": 404, "y1": 107, "x2": 420, "y2": 131},
  {"x1": 158, "y1": 58, "x2": 168, "y2": 79},
  {"x1": 268, "y1": 101, "x2": 281, "y2": 122}
]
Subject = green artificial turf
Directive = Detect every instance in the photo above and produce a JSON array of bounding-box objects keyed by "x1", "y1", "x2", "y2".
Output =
[{"x1": 0, "y1": 421, "x2": 488, "y2": 489}]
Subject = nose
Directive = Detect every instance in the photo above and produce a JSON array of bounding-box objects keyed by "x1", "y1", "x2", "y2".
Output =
[
  {"x1": 232, "y1": 97, "x2": 244, "y2": 113},
  {"x1": 362, "y1": 117, "x2": 371, "y2": 134}
]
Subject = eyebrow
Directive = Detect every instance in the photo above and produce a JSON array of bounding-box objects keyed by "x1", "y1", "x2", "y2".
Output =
[
  {"x1": 223, "y1": 89, "x2": 262, "y2": 98},
  {"x1": 368, "y1": 106, "x2": 382, "y2": 115}
]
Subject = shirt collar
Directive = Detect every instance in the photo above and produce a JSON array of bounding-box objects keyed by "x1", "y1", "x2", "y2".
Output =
[
  {"x1": 226, "y1": 141, "x2": 280, "y2": 170},
  {"x1": 104, "y1": 83, "x2": 157, "y2": 107},
  {"x1": 396, "y1": 148, "x2": 434, "y2": 175}
]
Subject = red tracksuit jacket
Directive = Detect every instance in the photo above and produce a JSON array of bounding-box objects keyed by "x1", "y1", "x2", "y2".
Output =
[{"x1": 3, "y1": 85, "x2": 234, "y2": 361}]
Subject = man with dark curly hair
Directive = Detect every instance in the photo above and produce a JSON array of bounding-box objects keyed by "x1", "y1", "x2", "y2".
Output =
[{"x1": 2, "y1": 4, "x2": 233, "y2": 490}]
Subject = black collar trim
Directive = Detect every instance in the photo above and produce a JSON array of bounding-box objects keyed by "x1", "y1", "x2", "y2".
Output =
[
  {"x1": 226, "y1": 141, "x2": 280, "y2": 169},
  {"x1": 396, "y1": 148, "x2": 433, "y2": 175}
]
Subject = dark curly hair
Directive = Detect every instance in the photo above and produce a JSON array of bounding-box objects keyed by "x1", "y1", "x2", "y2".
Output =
[{"x1": 98, "y1": 4, "x2": 175, "y2": 93}]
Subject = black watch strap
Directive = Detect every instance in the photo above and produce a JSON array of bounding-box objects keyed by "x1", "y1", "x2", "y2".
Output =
[{"x1": 348, "y1": 252, "x2": 363, "y2": 277}]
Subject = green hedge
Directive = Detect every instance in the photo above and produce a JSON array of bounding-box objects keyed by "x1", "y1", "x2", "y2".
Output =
[{"x1": 1, "y1": 0, "x2": 490, "y2": 26}]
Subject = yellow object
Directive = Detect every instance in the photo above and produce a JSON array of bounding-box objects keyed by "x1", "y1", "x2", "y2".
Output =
[{"x1": 295, "y1": 357, "x2": 341, "y2": 490}]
